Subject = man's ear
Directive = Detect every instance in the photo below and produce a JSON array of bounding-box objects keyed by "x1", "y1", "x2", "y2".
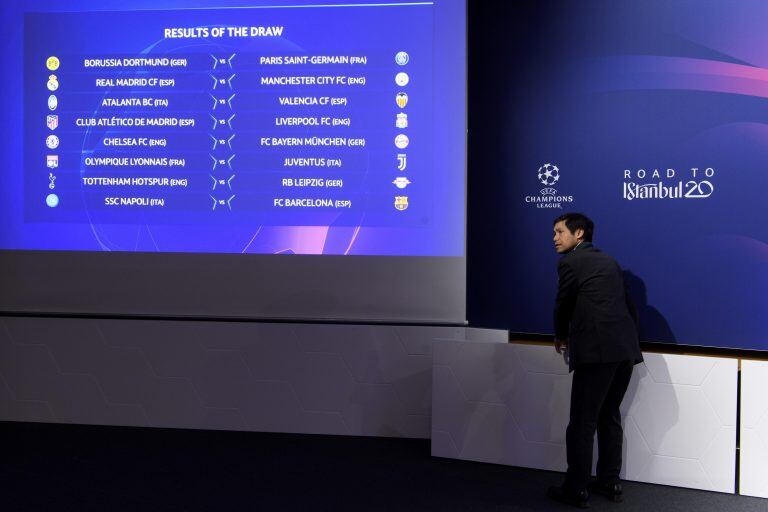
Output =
[{"x1": 574, "y1": 228, "x2": 585, "y2": 241}]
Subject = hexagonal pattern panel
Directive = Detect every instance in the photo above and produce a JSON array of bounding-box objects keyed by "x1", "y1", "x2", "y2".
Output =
[
  {"x1": 0, "y1": 316, "x2": 467, "y2": 439},
  {"x1": 739, "y1": 360, "x2": 768, "y2": 498},
  {"x1": 432, "y1": 341, "x2": 737, "y2": 493}
]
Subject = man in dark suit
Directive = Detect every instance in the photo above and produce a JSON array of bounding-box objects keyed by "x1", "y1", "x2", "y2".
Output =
[{"x1": 546, "y1": 213, "x2": 643, "y2": 508}]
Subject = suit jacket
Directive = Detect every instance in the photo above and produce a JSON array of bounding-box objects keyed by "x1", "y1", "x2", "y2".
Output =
[{"x1": 554, "y1": 242, "x2": 643, "y2": 371}]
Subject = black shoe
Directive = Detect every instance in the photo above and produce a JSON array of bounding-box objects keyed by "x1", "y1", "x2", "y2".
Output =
[
  {"x1": 547, "y1": 486, "x2": 589, "y2": 508},
  {"x1": 588, "y1": 481, "x2": 623, "y2": 502}
]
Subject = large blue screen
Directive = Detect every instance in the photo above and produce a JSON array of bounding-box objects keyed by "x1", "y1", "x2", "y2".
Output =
[{"x1": 1, "y1": 0, "x2": 465, "y2": 256}]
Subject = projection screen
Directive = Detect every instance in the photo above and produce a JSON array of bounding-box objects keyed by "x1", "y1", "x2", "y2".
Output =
[{"x1": 0, "y1": 0, "x2": 467, "y2": 323}]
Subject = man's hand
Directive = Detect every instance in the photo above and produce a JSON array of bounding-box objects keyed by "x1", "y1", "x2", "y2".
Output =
[{"x1": 554, "y1": 338, "x2": 567, "y2": 354}]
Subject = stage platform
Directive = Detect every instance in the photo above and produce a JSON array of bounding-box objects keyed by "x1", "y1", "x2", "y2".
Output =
[{"x1": 2, "y1": 421, "x2": 764, "y2": 512}]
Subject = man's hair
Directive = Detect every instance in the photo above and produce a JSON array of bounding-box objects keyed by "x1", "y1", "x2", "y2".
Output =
[{"x1": 553, "y1": 213, "x2": 594, "y2": 242}]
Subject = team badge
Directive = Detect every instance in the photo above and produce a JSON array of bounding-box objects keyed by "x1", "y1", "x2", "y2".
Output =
[
  {"x1": 48, "y1": 95, "x2": 58, "y2": 111},
  {"x1": 46, "y1": 135, "x2": 59, "y2": 149},
  {"x1": 396, "y1": 92, "x2": 408, "y2": 108},
  {"x1": 394, "y1": 196, "x2": 409, "y2": 211},
  {"x1": 47, "y1": 115, "x2": 59, "y2": 130},
  {"x1": 395, "y1": 72, "x2": 409, "y2": 86},
  {"x1": 396, "y1": 113, "x2": 408, "y2": 129},
  {"x1": 393, "y1": 177, "x2": 411, "y2": 189},
  {"x1": 47, "y1": 74, "x2": 59, "y2": 91},
  {"x1": 397, "y1": 153, "x2": 407, "y2": 171},
  {"x1": 46, "y1": 56, "x2": 60, "y2": 71},
  {"x1": 395, "y1": 134, "x2": 409, "y2": 149},
  {"x1": 395, "y1": 51, "x2": 409, "y2": 66},
  {"x1": 46, "y1": 155, "x2": 59, "y2": 169}
]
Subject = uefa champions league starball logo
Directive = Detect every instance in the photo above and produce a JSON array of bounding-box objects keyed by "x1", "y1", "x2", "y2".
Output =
[
  {"x1": 524, "y1": 163, "x2": 573, "y2": 209},
  {"x1": 537, "y1": 163, "x2": 560, "y2": 186}
]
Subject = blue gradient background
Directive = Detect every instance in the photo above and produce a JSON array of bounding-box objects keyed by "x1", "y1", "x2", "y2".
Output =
[
  {"x1": 0, "y1": 0, "x2": 466, "y2": 256},
  {"x1": 469, "y1": 0, "x2": 768, "y2": 350}
]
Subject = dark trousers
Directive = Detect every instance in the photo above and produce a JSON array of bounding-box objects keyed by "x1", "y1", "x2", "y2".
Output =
[{"x1": 564, "y1": 360, "x2": 634, "y2": 492}]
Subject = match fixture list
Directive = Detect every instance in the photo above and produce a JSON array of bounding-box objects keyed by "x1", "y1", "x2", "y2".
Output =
[{"x1": 24, "y1": 7, "x2": 434, "y2": 227}]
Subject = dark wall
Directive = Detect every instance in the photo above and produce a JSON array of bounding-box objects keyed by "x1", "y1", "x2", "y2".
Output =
[
  {"x1": 466, "y1": 0, "x2": 768, "y2": 350},
  {"x1": 467, "y1": 0, "x2": 567, "y2": 334}
]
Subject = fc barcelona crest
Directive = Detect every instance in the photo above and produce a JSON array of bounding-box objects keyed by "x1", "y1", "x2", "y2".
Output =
[{"x1": 394, "y1": 196, "x2": 409, "y2": 211}]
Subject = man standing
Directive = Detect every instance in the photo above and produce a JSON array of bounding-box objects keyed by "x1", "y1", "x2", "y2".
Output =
[{"x1": 547, "y1": 213, "x2": 643, "y2": 508}]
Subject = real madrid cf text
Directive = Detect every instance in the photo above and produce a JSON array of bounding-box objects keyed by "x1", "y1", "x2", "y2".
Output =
[{"x1": 27, "y1": 8, "x2": 429, "y2": 228}]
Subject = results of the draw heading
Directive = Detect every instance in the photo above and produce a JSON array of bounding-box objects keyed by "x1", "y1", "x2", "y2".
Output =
[{"x1": 23, "y1": 6, "x2": 437, "y2": 243}]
